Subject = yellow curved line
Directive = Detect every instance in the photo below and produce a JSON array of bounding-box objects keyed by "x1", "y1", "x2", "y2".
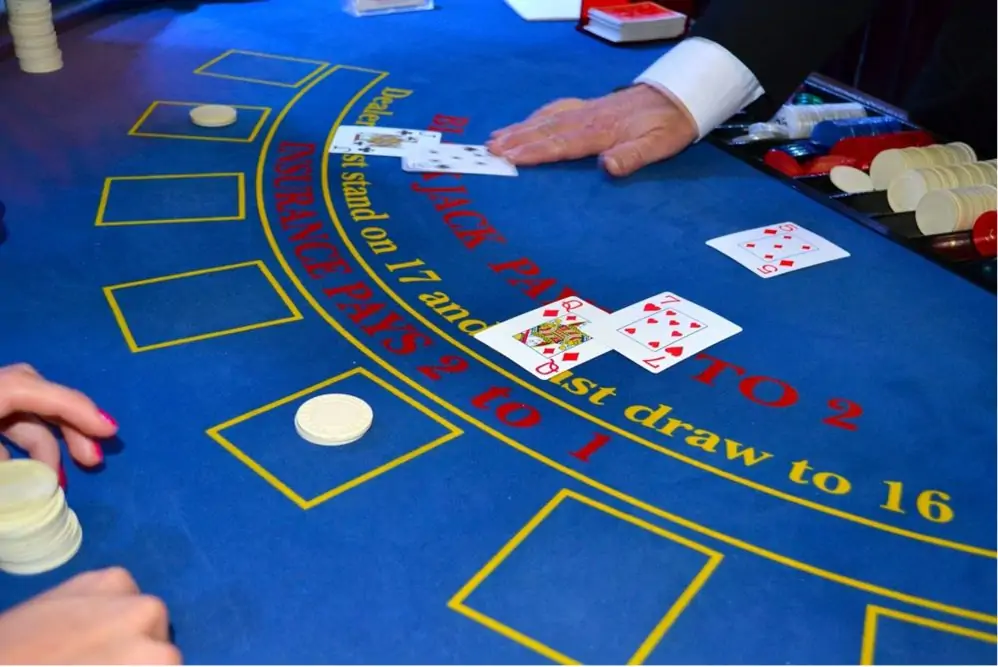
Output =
[
  {"x1": 255, "y1": 66, "x2": 997, "y2": 625},
  {"x1": 306, "y1": 94, "x2": 994, "y2": 560}
]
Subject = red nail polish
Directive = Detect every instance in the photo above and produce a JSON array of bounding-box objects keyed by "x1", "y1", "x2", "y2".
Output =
[
  {"x1": 98, "y1": 409, "x2": 117, "y2": 427},
  {"x1": 92, "y1": 442, "x2": 104, "y2": 464},
  {"x1": 58, "y1": 465, "x2": 67, "y2": 489}
]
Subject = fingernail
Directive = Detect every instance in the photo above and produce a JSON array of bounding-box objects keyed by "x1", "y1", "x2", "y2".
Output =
[
  {"x1": 92, "y1": 442, "x2": 104, "y2": 464},
  {"x1": 98, "y1": 409, "x2": 117, "y2": 427},
  {"x1": 58, "y1": 464, "x2": 67, "y2": 489}
]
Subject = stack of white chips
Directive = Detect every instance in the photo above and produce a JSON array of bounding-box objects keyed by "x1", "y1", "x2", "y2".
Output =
[
  {"x1": 887, "y1": 160, "x2": 997, "y2": 212},
  {"x1": 869, "y1": 142, "x2": 977, "y2": 190},
  {"x1": 0, "y1": 460, "x2": 82, "y2": 575},
  {"x1": 915, "y1": 185, "x2": 998, "y2": 236},
  {"x1": 844, "y1": 141, "x2": 998, "y2": 235},
  {"x1": 5, "y1": 0, "x2": 62, "y2": 74}
]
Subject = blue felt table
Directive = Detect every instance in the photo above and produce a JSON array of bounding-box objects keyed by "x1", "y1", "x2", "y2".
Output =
[{"x1": 0, "y1": 1, "x2": 995, "y2": 663}]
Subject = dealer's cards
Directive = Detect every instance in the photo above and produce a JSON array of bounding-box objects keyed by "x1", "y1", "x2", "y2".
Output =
[
  {"x1": 402, "y1": 143, "x2": 518, "y2": 176},
  {"x1": 590, "y1": 291, "x2": 741, "y2": 374},
  {"x1": 475, "y1": 297, "x2": 610, "y2": 379},
  {"x1": 328, "y1": 128, "x2": 517, "y2": 177},
  {"x1": 330, "y1": 125, "x2": 441, "y2": 157},
  {"x1": 706, "y1": 222, "x2": 849, "y2": 278}
]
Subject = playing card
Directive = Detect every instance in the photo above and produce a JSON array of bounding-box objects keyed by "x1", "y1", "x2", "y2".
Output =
[
  {"x1": 329, "y1": 126, "x2": 441, "y2": 157},
  {"x1": 475, "y1": 297, "x2": 610, "y2": 379},
  {"x1": 354, "y1": 0, "x2": 427, "y2": 9},
  {"x1": 402, "y1": 143, "x2": 518, "y2": 177},
  {"x1": 591, "y1": 291, "x2": 741, "y2": 374},
  {"x1": 706, "y1": 222, "x2": 850, "y2": 278}
]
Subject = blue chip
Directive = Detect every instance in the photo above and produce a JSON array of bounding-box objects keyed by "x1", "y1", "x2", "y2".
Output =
[
  {"x1": 775, "y1": 141, "x2": 826, "y2": 161},
  {"x1": 810, "y1": 116, "x2": 906, "y2": 148}
]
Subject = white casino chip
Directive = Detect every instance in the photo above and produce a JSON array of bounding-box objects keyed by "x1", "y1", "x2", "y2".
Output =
[
  {"x1": 189, "y1": 104, "x2": 238, "y2": 128},
  {"x1": 0, "y1": 459, "x2": 58, "y2": 510},
  {"x1": 295, "y1": 394, "x2": 373, "y2": 446},
  {"x1": 829, "y1": 165, "x2": 874, "y2": 194}
]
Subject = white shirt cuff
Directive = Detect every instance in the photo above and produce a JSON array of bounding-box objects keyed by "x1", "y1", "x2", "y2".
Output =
[{"x1": 634, "y1": 36, "x2": 764, "y2": 140}]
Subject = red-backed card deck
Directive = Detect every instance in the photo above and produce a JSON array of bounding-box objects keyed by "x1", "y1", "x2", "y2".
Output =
[
  {"x1": 475, "y1": 297, "x2": 611, "y2": 379},
  {"x1": 591, "y1": 291, "x2": 741, "y2": 374},
  {"x1": 706, "y1": 222, "x2": 850, "y2": 278},
  {"x1": 591, "y1": 1, "x2": 680, "y2": 21}
]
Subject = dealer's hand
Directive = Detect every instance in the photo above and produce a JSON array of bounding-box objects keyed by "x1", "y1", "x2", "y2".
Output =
[
  {"x1": 487, "y1": 83, "x2": 699, "y2": 177},
  {"x1": 0, "y1": 567, "x2": 180, "y2": 665},
  {"x1": 0, "y1": 363, "x2": 115, "y2": 475}
]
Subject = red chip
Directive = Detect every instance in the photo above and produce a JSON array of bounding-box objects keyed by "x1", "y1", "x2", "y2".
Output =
[
  {"x1": 800, "y1": 155, "x2": 857, "y2": 176},
  {"x1": 763, "y1": 149, "x2": 804, "y2": 177},
  {"x1": 829, "y1": 130, "x2": 934, "y2": 170},
  {"x1": 972, "y1": 211, "x2": 997, "y2": 258}
]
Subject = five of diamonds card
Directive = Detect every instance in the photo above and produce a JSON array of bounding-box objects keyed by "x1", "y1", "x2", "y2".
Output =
[{"x1": 706, "y1": 222, "x2": 849, "y2": 278}]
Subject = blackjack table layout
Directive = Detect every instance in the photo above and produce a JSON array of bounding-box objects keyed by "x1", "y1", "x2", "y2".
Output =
[{"x1": 0, "y1": 1, "x2": 996, "y2": 664}]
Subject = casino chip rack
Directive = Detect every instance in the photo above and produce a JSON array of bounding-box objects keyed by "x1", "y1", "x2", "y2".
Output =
[{"x1": 711, "y1": 75, "x2": 997, "y2": 294}]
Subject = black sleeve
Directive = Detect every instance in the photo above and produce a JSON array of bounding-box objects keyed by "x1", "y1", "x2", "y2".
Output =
[
  {"x1": 689, "y1": 0, "x2": 882, "y2": 120},
  {"x1": 902, "y1": 0, "x2": 997, "y2": 158}
]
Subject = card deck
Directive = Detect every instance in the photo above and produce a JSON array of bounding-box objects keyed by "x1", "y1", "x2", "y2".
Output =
[
  {"x1": 402, "y1": 143, "x2": 518, "y2": 176},
  {"x1": 329, "y1": 125, "x2": 441, "y2": 157},
  {"x1": 593, "y1": 2, "x2": 681, "y2": 21},
  {"x1": 706, "y1": 222, "x2": 850, "y2": 278},
  {"x1": 475, "y1": 297, "x2": 610, "y2": 379},
  {"x1": 590, "y1": 291, "x2": 741, "y2": 374}
]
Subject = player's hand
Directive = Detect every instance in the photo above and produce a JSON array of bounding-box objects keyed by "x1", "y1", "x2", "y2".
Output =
[
  {"x1": 487, "y1": 83, "x2": 698, "y2": 177},
  {"x1": 0, "y1": 567, "x2": 181, "y2": 665},
  {"x1": 0, "y1": 363, "x2": 116, "y2": 476}
]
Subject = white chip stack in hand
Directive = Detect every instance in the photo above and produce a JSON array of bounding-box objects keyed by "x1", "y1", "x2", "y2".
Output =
[
  {"x1": 0, "y1": 460, "x2": 82, "y2": 575},
  {"x1": 5, "y1": 0, "x2": 63, "y2": 75}
]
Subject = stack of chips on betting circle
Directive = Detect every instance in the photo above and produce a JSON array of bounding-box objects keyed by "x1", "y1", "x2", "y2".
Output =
[
  {"x1": 5, "y1": 0, "x2": 63, "y2": 74},
  {"x1": 0, "y1": 460, "x2": 82, "y2": 575}
]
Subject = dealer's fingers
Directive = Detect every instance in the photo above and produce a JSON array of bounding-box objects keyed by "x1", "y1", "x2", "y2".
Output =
[
  {"x1": 506, "y1": 125, "x2": 613, "y2": 165},
  {"x1": 489, "y1": 97, "x2": 587, "y2": 140},
  {"x1": 600, "y1": 128, "x2": 692, "y2": 177},
  {"x1": 492, "y1": 109, "x2": 617, "y2": 163},
  {"x1": 489, "y1": 97, "x2": 588, "y2": 141}
]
